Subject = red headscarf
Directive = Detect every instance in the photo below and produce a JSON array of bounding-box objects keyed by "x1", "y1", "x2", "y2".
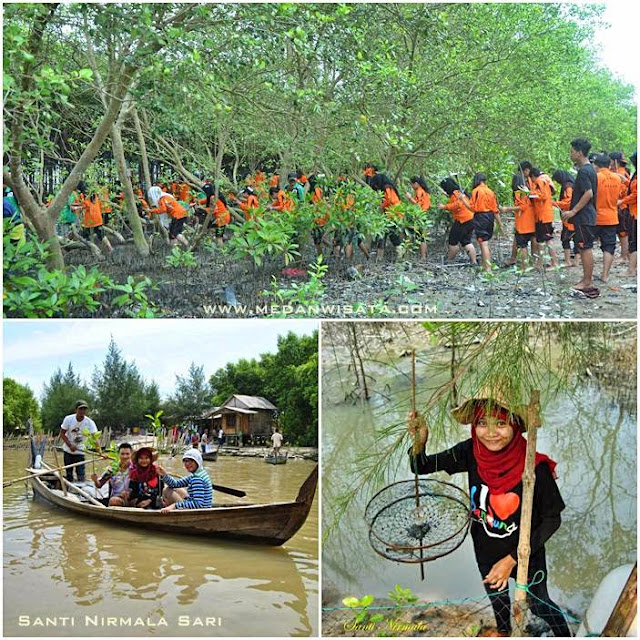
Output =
[
  {"x1": 471, "y1": 406, "x2": 557, "y2": 495},
  {"x1": 129, "y1": 447, "x2": 159, "y2": 484}
]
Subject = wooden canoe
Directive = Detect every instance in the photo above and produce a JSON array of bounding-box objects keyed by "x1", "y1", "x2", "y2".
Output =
[
  {"x1": 29, "y1": 464, "x2": 317, "y2": 546},
  {"x1": 265, "y1": 452, "x2": 288, "y2": 465},
  {"x1": 202, "y1": 448, "x2": 218, "y2": 461}
]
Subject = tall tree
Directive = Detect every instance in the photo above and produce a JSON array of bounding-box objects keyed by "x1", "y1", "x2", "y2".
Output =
[
  {"x1": 41, "y1": 363, "x2": 93, "y2": 433},
  {"x1": 3, "y1": 378, "x2": 41, "y2": 433},
  {"x1": 91, "y1": 338, "x2": 148, "y2": 431},
  {"x1": 167, "y1": 362, "x2": 211, "y2": 422}
]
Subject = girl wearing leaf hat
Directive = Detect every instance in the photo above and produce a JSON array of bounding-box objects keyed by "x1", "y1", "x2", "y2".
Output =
[{"x1": 408, "y1": 395, "x2": 570, "y2": 637}]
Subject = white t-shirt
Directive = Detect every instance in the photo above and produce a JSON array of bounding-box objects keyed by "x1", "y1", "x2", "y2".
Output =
[
  {"x1": 60, "y1": 414, "x2": 98, "y2": 454},
  {"x1": 271, "y1": 432, "x2": 283, "y2": 448}
]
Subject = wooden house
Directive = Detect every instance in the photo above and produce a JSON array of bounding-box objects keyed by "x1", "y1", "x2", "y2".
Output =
[{"x1": 198, "y1": 395, "x2": 277, "y2": 446}]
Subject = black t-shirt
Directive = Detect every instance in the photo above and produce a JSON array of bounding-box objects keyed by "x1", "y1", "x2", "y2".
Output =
[
  {"x1": 570, "y1": 163, "x2": 598, "y2": 226},
  {"x1": 410, "y1": 439, "x2": 565, "y2": 566}
]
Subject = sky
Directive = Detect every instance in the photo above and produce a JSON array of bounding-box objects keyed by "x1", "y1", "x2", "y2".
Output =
[
  {"x1": 594, "y1": 0, "x2": 639, "y2": 93},
  {"x1": 3, "y1": 320, "x2": 318, "y2": 400}
]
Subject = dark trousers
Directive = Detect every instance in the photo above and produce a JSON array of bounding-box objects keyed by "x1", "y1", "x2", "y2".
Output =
[
  {"x1": 478, "y1": 552, "x2": 570, "y2": 636},
  {"x1": 63, "y1": 451, "x2": 86, "y2": 482}
]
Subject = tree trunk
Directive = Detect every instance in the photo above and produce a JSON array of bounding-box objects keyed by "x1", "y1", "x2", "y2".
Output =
[
  {"x1": 513, "y1": 390, "x2": 542, "y2": 628},
  {"x1": 110, "y1": 122, "x2": 149, "y2": 257},
  {"x1": 133, "y1": 106, "x2": 152, "y2": 192}
]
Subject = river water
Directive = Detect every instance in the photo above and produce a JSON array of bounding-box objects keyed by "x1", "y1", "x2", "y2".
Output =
[
  {"x1": 322, "y1": 339, "x2": 636, "y2": 628},
  {"x1": 3, "y1": 454, "x2": 318, "y2": 637}
]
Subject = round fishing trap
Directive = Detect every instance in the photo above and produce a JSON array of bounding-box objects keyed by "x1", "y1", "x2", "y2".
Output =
[{"x1": 365, "y1": 478, "x2": 471, "y2": 564}]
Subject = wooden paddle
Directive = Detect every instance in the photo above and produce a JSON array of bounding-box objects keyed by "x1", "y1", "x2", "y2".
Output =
[{"x1": 211, "y1": 483, "x2": 246, "y2": 498}]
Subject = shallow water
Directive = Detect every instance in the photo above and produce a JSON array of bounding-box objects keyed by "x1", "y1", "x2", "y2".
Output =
[
  {"x1": 3, "y1": 454, "x2": 318, "y2": 637},
  {"x1": 322, "y1": 345, "x2": 636, "y2": 624}
]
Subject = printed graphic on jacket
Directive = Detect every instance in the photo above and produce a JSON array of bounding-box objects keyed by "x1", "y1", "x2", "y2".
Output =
[{"x1": 470, "y1": 484, "x2": 520, "y2": 539}]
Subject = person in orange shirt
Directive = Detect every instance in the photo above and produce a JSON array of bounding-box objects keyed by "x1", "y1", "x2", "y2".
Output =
[
  {"x1": 609, "y1": 152, "x2": 631, "y2": 263},
  {"x1": 145, "y1": 185, "x2": 189, "y2": 247},
  {"x1": 198, "y1": 183, "x2": 231, "y2": 246},
  {"x1": 499, "y1": 185, "x2": 536, "y2": 270},
  {"x1": 405, "y1": 176, "x2": 431, "y2": 260},
  {"x1": 269, "y1": 173, "x2": 280, "y2": 189},
  {"x1": 72, "y1": 182, "x2": 113, "y2": 253},
  {"x1": 363, "y1": 163, "x2": 378, "y2": 186},
  {"x1": 617, "y1": 151, "x2": 637, "y2": 277},
  {"x1": 437, "y1": 178, "x2": 477, "y2": 266},
  {"x1": 98, "y1": 185, "x2": 113, "y2": 227},
  {"x1": 370, "y1": 173, "x2": 404, "y2": 260},
  {"x1": 592, "y1": 154, "x2": 623, "y2": 282},
  {"x1": 268, "y1": 186, "x2": 293, "y2": 213},
  {"x1": 334, "y1": 178, "x2": 370, "y2": 262},
  {"x1": 551, "y1": 171, "x2": 578, "y2": 267},
  {"x1": 469, "y1": 173, "x2": 502, "y2": 272},
  {"x1": 308, "y1": 175, "x2": 330, "y2": 257},
  {"x1": 237, "y1": 187, "x2": 260, "y2": 222},
  {"x1": 530, "y1": 168, "x2": 558, "y2": 269}
]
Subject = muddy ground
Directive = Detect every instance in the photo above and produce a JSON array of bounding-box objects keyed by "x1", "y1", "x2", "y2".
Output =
[
  {"x1": 64, "y1": 226, "x2": 636, "y2": 319},
  {"x1": 322, "y1": 586, "x2": 579, "y2": 637}
]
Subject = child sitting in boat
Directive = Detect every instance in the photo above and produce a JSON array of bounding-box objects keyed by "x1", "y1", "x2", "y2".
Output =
[
  {"x1": 129, "y1": 447, "x2": 162, "y2": 509},
  {"x1": 156, "y1": 449, "x2": 213, "y2": 512}
]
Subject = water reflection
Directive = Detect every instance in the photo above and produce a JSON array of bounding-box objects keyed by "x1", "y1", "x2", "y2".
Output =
[
  {"x1": 4, "y1": 455, "x2": 318, "y2": 637},
  {"x1": 322, "y1": 352, "x2": 636, "y2": 620}
]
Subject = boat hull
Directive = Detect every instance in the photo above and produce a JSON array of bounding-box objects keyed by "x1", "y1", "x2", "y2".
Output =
[{"x1": 30, "y1": 465, "x2": 317, "y2": 546}]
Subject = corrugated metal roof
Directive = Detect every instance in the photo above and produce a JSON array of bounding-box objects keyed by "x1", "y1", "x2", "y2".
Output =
[
  {"x1": 224, "y1": 395, "x2": 277, "y2": 411},
  {"x1": 222, "y1": 407, "x2": 258, "y2": 415}
]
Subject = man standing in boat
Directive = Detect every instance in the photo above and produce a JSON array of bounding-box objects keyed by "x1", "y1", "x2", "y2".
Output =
[
  {"x1": 59, "y1": 400, "x2": 99, "y2": 483},
  {"x1": 271, "y1": 428, "x2": 284, "y2": 458}
]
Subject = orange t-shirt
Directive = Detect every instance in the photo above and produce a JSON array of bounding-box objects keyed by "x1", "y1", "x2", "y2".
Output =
[
  {"x1": 513, "y1": 192, "x2": 536, "y2": 235},
  {"x1": 553, "y1": 185, "x2": 574, "y2": 231},
  {"x1": 311, "y1": 187, "x2": 330, "y2": 226},
  {"x1": 271, "y1": 190, "x2": 293, "y2": 212},
  {"x1": 239, "y1": 194, "x2": 259, "y2": 221},
  {"x1": 150, "y1": 194, "x2": 187, "y2": 220},
  {"x1": 414, "y1": 187, "x2": 431, "y2": 212},
  {"x1": 531, "y1": 176, "x2": 554, "y2": 223},
  {"x1": 382, "y1": 187, "x2": 403, "y2": 219},
  {"x1": 269, "y1": 174, "x2": 280, "y2": 188},
  {"x1": 443, "y1": 191, "x2": 474, "y2": 224},
  {"x1": 619, "y1": 174, "x2": 637, "y2": 219},
  {"x1": 596, "y1": 169, "x2": 622, "y2": 226},
  {"x1": 197, "y1": 196, "x2": 230, "y2": 226},
  {"x1": 81, "y1": 196, "x2": 103, "y2": 228},
  {"x1": 470, "y1": 183, "x2": 499, "y2": 214}
]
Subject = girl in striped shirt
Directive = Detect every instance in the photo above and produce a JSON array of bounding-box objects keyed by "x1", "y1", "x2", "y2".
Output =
[{"x1": 156, "y1": 449, "x2": 213, "y2": 512}]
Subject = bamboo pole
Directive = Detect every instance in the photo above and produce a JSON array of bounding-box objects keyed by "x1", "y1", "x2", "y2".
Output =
[
  {"x1": 4, "y1": 457, "x2": 100, "y2": 487},
  {"x1": 41, "y1": 462, "x2": 106, "y2": 507},
  {"x1": 513, "y1": 390, "x2": 542, "y2": 629},
  {"x1": 603, "y1": 563, "x2": 637, "y2": 637},
  {"x1": 52, "y1": 449, "x2": 68, "y2": 497}
]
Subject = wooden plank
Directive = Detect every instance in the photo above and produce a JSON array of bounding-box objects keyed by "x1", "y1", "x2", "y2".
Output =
[{"x1": 603, "y1": 563, "x2": 637, "y2": 637}]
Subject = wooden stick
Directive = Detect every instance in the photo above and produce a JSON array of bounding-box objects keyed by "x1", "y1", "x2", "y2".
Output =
[
  {"x1": 513, "y1": 390, "x2": 542, "y2": 628},
  {"x1": 52, "y1": 449, "x2": 68, "y2": 497},
  {"x1": 411, "y1": 349, "x2": 425, "y2": 582},
  {"x1": 603, "y1": 563, "x2": 637, "y2": 636},
  {"x1": 41, "y1": 462, "x2": 106, "y2": 507},
  {"x1": 4, "y1": 457, "x2": 100, "y2": 487}
]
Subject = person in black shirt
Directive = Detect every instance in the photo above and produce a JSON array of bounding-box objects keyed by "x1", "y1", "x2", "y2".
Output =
[
  {"x1": 562, "y1": 138, "x2": 598, "y2": 293},
  {"x1": 408, "y1": 394, "x2": 570, "y2": 637}
]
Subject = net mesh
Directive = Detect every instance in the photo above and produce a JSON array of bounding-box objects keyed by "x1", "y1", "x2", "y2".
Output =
[{"x1": 365, "y1": 479, "x2": 470, "y2": 562}]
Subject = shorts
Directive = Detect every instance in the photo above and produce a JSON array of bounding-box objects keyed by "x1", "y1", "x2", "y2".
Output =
[
  {"x1": 535, "y1": 221, "x2": 554, "y2": 243},
  {"x1": 617, "y1": 209, "x2": 631, "y2": 237},
  {"x1": 574, "y1": 222, "x2": 596, "y2": 251},
  {"x1": 474, "y1": 212, "x2": 494, "y2": 243},
  {"x1": 81, "y1": 226, "x2": 104, "y2": 242},
  {"x1": 169, "y1": 217, "x2": 186, "y2": 239},
  {"x1": 629, "y1": 216, "x2": 637, "y2": 253},
  {"x1": 344, "y1": 229, "x2": 364, "y2": 246},
  {"x1": 448, "y1": 219, "x2": 474, "y2": 247},
  {"x1": 515, "y1": 232, "x2": 534, "y2": 249},
  {"x1": 373, "y1": 231, "x2": 402, "y2": 250},
  {"x1": 560, "y1": 226, "x2": 575, "y2": 251},
  {"x1": 595, "y1": 225, "x2": 617, "y2": 255},
  {"x1": 312, "y1": 227, "x2": 325, "y2": 244}
]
